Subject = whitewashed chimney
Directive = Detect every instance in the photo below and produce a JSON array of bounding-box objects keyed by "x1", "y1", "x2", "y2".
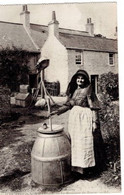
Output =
[
  {"x1": 20, "y1": 5, "x2": 30, "y2": 30},
  {"x1": 48, "y1": 11, "x2": 59, "y2": 38},
  {"x1": 86, "y1": 18, "x2": 94, "y2": 36}
]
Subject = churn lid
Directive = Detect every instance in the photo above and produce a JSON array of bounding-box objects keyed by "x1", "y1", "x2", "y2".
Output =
[{"x1": 37, "y1": 124, "x2": 64, "y2": 134}]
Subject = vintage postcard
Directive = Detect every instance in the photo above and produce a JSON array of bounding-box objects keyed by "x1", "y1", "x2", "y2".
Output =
[{"x1": 0, "y1": 1, "x2": 122, "y2": 194}]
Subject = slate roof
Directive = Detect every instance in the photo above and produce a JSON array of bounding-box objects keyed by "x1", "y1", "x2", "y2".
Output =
[
  {"x1": 30, "y1": 23, "x2": 117, "y2": 53},
  {"x1": 0, "y1": 21, "x2": 40, "y2": 53},
  {"x1": 0, "y1": 21, "x2": 117, "y2": 53},
  {"x1": 30, "y1": 24, "x2": 48, "y2": 49},
  {"x1": 59, "y1": 32, "x2": 117, "y2": 53}
]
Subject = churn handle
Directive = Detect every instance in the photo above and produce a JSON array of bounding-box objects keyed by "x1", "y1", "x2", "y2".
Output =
[{"x1": 47, "y1": 97, "x2": 52, "y2": 131}]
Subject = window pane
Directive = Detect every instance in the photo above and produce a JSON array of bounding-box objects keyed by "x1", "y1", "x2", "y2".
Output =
[
  {"x1": 109, "y1": 57, "x2": 113, "y2": 64},
  {"x1": 109, "y1": 53, "x2": 113, "y2": 57},
  {"x1": 75, "y1": 51, "x2": 82, "y2": 65},
  {"x1": 109, "y1": 53, "x2": 114, "y2": 65}
]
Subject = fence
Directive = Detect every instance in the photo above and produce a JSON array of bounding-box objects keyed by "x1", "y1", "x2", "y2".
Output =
[{"x1": 44, "y1": 81, "x2": 60, "y2": 96}]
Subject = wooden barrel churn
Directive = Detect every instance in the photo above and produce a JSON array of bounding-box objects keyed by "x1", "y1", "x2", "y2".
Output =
[{"x1": 31, "y1": 124, "x2": 71, "y2": 187}]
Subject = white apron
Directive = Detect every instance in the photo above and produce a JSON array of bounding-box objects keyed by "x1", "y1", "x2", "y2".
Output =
[{"x1": 68, "y1": 106, "x2": 95, "y2": 168}]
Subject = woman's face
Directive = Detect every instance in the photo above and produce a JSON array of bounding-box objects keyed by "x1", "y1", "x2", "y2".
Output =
[{"x1": 76, "y1": 75, "x2": 85, "y2": 87}]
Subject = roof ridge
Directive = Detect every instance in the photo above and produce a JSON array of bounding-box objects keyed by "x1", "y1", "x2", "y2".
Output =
[
  {"x1": 0, "y1": 21, "x2": 22, "y2": 25},
  {"x1": 59, "y1": 27, "x2": 87, "y2": 33},
  {"x1": 30, "y1": 22, "x2": 88, "y2": 34},
  {"x1": 59, "y1": 32, "x2": 117, "y2": 41},
  {"x1": 30, "y1": 23, "x2": 48, "y2": 27}
]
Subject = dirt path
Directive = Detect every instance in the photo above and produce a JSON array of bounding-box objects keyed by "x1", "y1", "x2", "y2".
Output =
[{"x1": 0, "y1": 110, "x2": 120, "y2": 194}]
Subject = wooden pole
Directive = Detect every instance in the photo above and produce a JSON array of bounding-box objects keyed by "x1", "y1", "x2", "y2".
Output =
[
  {"x1": 47, "y1": 97, "x2": 52, "y2": 131},
  {"x1": 41, "y1": 81, "x2": 52, "y2": 131},
  {"x1": 40, "y1": 70, "x2": 44, "y2": 98}
]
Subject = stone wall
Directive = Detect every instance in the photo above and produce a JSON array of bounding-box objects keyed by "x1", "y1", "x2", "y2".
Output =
[
  {"x1": 0, "y1": 86, "x2": 11, "y2": 120},
  {"x1": 68, "y1": 49, "x2": 118, "y2": 83},
  {"x1": 83, "y1": 51, "x2": 118, "y2": 75}
]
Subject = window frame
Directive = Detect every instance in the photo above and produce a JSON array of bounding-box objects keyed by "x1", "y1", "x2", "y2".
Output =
[
  {"x1": 109, "y1": 53, "x2": 115, "y2": 66},
  {"x1": 75, "y1": 50, "x2": 83, "y2": 66}
]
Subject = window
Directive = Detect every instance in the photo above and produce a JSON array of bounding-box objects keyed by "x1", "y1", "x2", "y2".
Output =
[
  {"x1": 75, "y1": 50, "x2": 82, "y2": 65},
  {"x1": 109, "y1": 53, "x2": 114, "y2": 66}
]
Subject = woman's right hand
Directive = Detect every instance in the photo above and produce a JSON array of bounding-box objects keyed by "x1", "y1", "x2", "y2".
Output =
[
  {"x1": 52, "y1": 110, "x2": 58, "y2": 115},
  {"x1": 49, "y1": 110, "x2": 58, "y2": 117}
]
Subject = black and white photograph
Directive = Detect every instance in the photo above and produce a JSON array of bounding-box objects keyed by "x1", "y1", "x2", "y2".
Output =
[{"x1": 0, "y1": 0, "x2": 122, "y2": 194}]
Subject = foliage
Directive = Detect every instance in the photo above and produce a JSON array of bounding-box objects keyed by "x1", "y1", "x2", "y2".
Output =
[
  {"x1": 101, "y1": 158, "x2": 121, "y2": 187},
  {"x1": 98, "y1": 72, "x2": 119, "y2": 101},
  {"x1": 0, "y1": 47, "x2": 30, "y2": 92},
  {"x1": 98, "y1": 73, "x2": 120, "y2": 187}
]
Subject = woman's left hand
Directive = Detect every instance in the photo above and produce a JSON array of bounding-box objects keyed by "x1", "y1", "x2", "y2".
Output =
[{"x1": 92, "y1": 122, "x2": 98, "y2": 133}]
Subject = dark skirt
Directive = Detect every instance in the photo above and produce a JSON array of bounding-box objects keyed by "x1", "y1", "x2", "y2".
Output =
[{"x1": 93, "y1": 127, "x2": 106, "y2": 173}]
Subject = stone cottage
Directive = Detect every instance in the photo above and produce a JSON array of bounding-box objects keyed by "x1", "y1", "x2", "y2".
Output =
[
  {"x1": 0, "y1": 5, "x2": 118, "y2": 94},
  {"x1": 41, "y1": 11, "x2": 118, "y2": 93}
]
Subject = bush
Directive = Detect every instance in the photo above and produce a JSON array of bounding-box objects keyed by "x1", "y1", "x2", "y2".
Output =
[
  {"x1": 0, "y1": 47, "x2": 30, "y2": 92},
  {"x1": 98, "y1": 73, "x2": 120, "y2": 186},
  {"x1": 98, "y1": 72, "x2": 119, "y2": 101},
  {"x1": 101, "y1": 157, "x2": 121, "y2": 187}
]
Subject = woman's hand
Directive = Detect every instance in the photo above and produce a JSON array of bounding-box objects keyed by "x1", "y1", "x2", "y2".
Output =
[
  {"x1": 92, "y1": 122, "x2": 98, "y2": 133},
  {"x1": 51, "y1": 110, "x2": 58, "y2": 115},
  {"x1": 69, "y1": 100, "x2": 75, "y2": 106},
  {"x1": 47, "y1": 110, "x2": 58, "y2": 117}
]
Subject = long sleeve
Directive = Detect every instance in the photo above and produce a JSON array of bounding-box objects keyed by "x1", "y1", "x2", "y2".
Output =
[
  {"x1": 57, "y1": 99, "x2": 74, "y2": 115},
  {"x1": 57, "y1": 105, "x2": 70, "y2": 115}
]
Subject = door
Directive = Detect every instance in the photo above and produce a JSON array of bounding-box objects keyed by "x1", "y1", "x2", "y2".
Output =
[{"x1": 91, "y1": 75, "x2": 98, "y2": 94}]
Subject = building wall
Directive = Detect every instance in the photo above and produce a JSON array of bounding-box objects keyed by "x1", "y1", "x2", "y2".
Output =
[
  {"x1": 27, "y1": 55, "x2": 38, "y2": 74},
  {"x1": 41, "y1": 35, "x2": 68, "y2": 93},
  {"x1": 67, "y1": 49, "x2": 118, "y2": 83},
  {"x1": 83, "y1": 51, "x2": 118, "y2": 76},
  {"x1": 67, "y1": 49, "x2": 84, "y2": 82}
]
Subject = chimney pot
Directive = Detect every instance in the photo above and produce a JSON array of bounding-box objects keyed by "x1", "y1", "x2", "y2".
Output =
[
  {"x1": 23, "y1": 5, "x2": 28, "y2": 11},
  {"x1": 87, "y1": 18, "x2": 92, "y2": 24},
  {"x1": 20, "y1": 5, "x2": 30, "y2": 30},
  {"x1": 48, "y1": 11, "x2": 59, "y2": 38},
  {"x1": 86, "y1": 18, "x2": 94, "y2": 36},
  {"x1": 52, "y1": 11, "x2": 56, "y2": 21}
]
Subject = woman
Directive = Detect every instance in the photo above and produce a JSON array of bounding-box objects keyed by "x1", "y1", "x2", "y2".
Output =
[{"x1": 51, "y1": 69, "x2": 104, "y2": 176}]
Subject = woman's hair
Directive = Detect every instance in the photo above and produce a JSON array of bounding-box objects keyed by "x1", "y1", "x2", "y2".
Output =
[{"x1": 66, "y1": 70, "x2": 90, "y2": 98}]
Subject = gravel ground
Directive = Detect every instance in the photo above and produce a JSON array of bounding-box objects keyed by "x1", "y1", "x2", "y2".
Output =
[{"x1": 0, "y1": 107, "x2": 121, "y2": 194}]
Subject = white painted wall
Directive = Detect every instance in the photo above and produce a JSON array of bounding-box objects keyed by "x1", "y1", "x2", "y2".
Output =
[{"x1": 41, "y1": 35, "x2": 68, "y2": 94}]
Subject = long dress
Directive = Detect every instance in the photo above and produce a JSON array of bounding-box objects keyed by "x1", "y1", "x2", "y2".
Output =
[{"x1": 58, "y1": 84, "x2": 104, "y2": 174}]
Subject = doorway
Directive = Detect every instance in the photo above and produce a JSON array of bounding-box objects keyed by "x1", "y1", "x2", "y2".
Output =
[
  {"x1": 29, "y1": 74, "x2": 38, "y2": 88},
  {"x1": 91, "y1": 75, "x2": 98, "y2": 94}
]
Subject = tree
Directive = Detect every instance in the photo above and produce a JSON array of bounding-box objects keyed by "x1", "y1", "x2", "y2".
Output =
[{"x1": 0, "y1": 47, "x2": 30, "y2": 92}]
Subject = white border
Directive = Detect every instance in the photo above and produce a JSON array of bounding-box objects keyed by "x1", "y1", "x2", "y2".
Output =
[
  {"x1": 0, "y1": 1, "x2": 123, "y2": 195},
  {"x1": 0, "y1": 0, "x2": 119, "y2": 5}
]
